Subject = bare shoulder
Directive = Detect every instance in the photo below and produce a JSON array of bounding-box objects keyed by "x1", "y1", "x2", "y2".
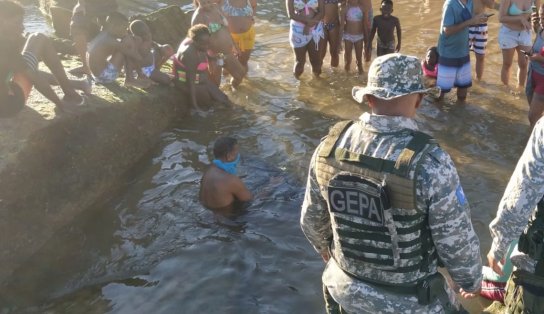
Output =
[{"x1": 192, "y1": 9, "x2": 207, "y2": 25}]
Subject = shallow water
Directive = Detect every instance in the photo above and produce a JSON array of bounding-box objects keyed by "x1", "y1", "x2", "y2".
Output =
[{"x1": 2, "y1": 0, "x2": 533, "y2": 313}]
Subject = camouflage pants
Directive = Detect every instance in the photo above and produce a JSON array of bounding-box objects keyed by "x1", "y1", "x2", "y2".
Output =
[{"x1": 504, "y1": 269, "x2": 544, "y2": 314}]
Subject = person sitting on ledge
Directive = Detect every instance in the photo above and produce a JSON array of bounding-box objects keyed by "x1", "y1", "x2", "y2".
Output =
[
  {"x1": 87, "y1": 12, "x2": 150, "y2": 88},
  {"x1": 173, "y1": 24, "x2": 232, "y2": 111},
  {"x1": 200, "y1": 136, "x2": 252, "y2": 212},
  {"x1": 69, "y1": 0, "x2": 119, "y2": 76},
  {"x1": 129, "y1": 20, "x2": 175, "y2": 86},
  {"x1": 0, "y1": 0, "x2": 90, "y2": 117}
]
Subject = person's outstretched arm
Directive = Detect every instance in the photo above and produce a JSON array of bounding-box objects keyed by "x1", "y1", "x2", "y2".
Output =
[{"x1": 488, "y1": 119, "x2": 544, "y2": 275}]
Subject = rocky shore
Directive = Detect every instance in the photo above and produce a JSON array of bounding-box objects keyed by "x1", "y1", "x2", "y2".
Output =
[{"x1": 0, "y1": 5, "x2": 191, "y2": 290}]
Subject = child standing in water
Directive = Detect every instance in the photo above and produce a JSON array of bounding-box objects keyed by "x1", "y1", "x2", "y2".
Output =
[
  {"x1": 341, "y1": 0, "x2": 366, "y2": 74},
  {"x1": 369, "y1": 0, "x2": 401, "y2": 56},
  {"x1": 422, "y1": 46, "x2": 438, "y2": 87}
]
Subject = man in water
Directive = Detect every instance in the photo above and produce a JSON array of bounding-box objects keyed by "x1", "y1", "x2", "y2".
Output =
[
  {"x1": 301, "y1": 53, "x2": 482, "y2": 313},
  {"x1": 200, "y1": 136, "x2": 252, "y2": 211}
]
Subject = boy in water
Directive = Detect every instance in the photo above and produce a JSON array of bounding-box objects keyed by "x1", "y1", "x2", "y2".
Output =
[
  {"x1": 87, "y1": 12, "x2": 150, "y2": 88},
  {"x1": 129, "y1": 20, "x2": 175, "y2": 86},
  {"x1": 199, "y1": 137, "x2": 252, "y2": 213},
  {"x1": 0, "y1": 0, "x2": 90, "y2": 116},
  {"x1": 368, "y1": 0, "x2": 401, "y2": 57}
]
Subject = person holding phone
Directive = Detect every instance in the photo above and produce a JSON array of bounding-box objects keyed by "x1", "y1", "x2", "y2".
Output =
[
  {"x1": 469, "y1": 0, "x2": 495, "y2": 81},
  {"x1": 498, "y1": 0, "x2": 541, "y2": 91},
  {"x1": 437, "y1": 0, "x2": 489, "y2": 102}
]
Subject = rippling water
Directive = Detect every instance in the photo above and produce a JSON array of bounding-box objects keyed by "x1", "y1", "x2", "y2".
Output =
[{"x1": 2, "y1": 0, "x2": 532, "y2": 313}]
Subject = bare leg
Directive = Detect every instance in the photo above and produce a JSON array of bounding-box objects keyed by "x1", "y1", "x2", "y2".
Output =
[
  {"x1": 38, "y1": 71, "x2": 92, "y2": 95},
  {"x1": 319, "y1": 29, "x2": 329, "y2": 62},
  {"x1": 293, "y1": 46, "x2": 308, "y2": 79},
  {"x1": 150, "y1": 70, "x2": 173, "y2": 85},
  {"x1": 457, "y1": 86, "x2": 468, "y2": 102},
  {"x1": 501, "y1": 48, "x2": 516, "y2": 87},
  {"x1": 363, "y1": 39, "x2": 371, "y2": 62},
  {"x1": 71, "y1": 32, "x2": 91, "y2": 76},
  {"x1": 354, "y1": 40, "x2": 364, "y2": 74},
  {"x1": 308, "y1": 40, "x2": 323, "y2": 77},
  {"x1": 344, "y1": 40, "x2": 354, "y2": 72},
  {"x1": 517, "y1": 46, "x2": 530, "y2": 89},
  {"x1": 23, "y1": 33, "x2": 83, "y2": 109},
  {"x1": 328, "y1": 26, "x2": 340, "y2": 68},
  {"x1": 237, "y1": 50, "x2": 252, "y2": 73},
  {"x1": 474, "y1": 52, "x2": 485, "y2": 81},
  {"x1": 224, "y1": 53, "x2": 246, "y2": 87}
]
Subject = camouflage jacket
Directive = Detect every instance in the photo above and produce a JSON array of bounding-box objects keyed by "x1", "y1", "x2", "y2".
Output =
[
  {"x1": 301, "y1": 113, "x2": 482, "y2": 313},
  {"x1": 489, "y1": 119, "x2": 544, "y2": 273}
]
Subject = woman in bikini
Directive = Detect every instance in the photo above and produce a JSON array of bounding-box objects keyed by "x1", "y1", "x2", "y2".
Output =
[
  {"x1": 220, "y1": 0, "x2": 257, "y2": 73},
  {"x1": 341, "y1": 0, "x2": 366, "y2": 74},
  {"x1": 319, "y1": 0, "x2": 341, "y2": 69},
  {"x1": 498, "y1": 0, "x2": 541, "y2": 90},
  {"x1": 286, "y1": 0, "x2": 325, "y2": 78},
  {"x1": 192, "y1": 0, "x2": 247, "y2": 87},
  {"x1": 173, "y1": 24, "x2": 231, "y2": 111}
]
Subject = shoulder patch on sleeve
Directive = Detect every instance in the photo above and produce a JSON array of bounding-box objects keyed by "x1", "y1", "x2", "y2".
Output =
[{"x1": 456, "y1": 185, "x2": 467, "y2": 206}]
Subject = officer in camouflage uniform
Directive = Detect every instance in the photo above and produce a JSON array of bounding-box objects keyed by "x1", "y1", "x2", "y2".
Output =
[
  {"x1": 300, "y1": 53, "x2": 482, "y2": 313},
  {"x1": 487, "y1": 118, "x2": 544, "y2": 313}
]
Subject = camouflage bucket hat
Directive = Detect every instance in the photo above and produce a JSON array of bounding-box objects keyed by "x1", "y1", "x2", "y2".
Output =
[{"x1": 352, "y1": 53, "x2": 439, "y2": 103}]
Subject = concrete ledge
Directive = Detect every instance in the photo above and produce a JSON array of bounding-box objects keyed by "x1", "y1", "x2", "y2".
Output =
[{"x1": 0, "y1": 72, "x2": 188, "y2": 286}]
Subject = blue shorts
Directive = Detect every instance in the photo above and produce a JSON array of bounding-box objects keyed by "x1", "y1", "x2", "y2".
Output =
[
  {"x1": 93, "y1": 62, "x2": 118, "y2": 84},
  {"x1": 437, "y1": 61, "x2": 472, "y2": 93}
]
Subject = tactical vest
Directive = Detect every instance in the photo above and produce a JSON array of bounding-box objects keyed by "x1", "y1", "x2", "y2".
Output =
[
  {"x1": 315, "y1": 120, "x2": 439, "y2": 286},
  {"x1": 518, "y1": 197, "x2": 544, "y2": 276}
]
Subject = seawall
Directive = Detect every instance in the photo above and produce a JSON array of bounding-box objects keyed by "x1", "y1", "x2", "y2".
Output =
[{"x1": 0, "y1": 5, "x2": 192, "y2": 289}]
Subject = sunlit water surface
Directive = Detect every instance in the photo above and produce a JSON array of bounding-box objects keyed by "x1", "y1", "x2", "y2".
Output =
[{"x1": 2, "y1": 0, "x2": 531, "y2": 313}]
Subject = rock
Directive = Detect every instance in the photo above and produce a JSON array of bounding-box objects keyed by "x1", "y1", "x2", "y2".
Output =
[
  {"x1": 0, "y1": 56, "x2": 190, "y2": 294},
  {"x1": 133, "y1": 5, "x2": 193, "y2": 49}
]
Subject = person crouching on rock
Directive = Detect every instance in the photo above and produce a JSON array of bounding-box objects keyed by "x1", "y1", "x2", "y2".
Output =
[
  {"x1": 200, "y1": 136, "x2": 252, "y2": 213},
  {"x1": 87, "y1": 12, "x2": 151, "y2": 88},
  {"x1": 173, "y1": 24, "x2": 233, "y2": 112},
  {"x1": 128, "y1": 20, "x2": 175, "y2": 86},
  {"x1": 0, "y1": 0, "x2": 90, "y2": 117}
]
